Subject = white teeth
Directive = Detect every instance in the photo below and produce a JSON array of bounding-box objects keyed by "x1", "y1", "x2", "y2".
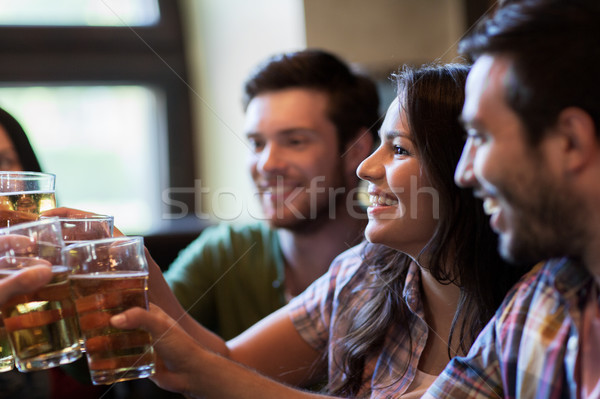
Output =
[
  {"x1": 263, "y1": 186, "x2": 293, "y2": 195},
  {"x1": 483, "y1": 197, "x2": 500, "y2": 215},
  {"x1": 369, "y1": 194, "x2": 399, "y2": 206}
]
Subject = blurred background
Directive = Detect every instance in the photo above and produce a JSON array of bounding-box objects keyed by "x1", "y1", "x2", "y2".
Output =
[{"x1": 0, "y1": 0, "x2": 494, "y2": 266}]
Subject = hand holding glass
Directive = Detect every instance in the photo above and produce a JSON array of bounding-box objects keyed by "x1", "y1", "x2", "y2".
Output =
[
  {"x1": 63, "y1": 236, "x2": 155, "y2": 385},
  {"x1": 0, "y1": 219, "x2": 81, "y2": 372}
]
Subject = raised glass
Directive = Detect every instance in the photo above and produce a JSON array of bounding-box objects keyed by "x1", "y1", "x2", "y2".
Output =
[
  {"x1": 41, "y1": 214, "x2": 114, "y2": 244},
  {"x1": 0, "y1": 218, "x2": 81, "y2": 371},
  {"x1": 0, "y1": 316, "x2": 13, "y2": 372},
  {"x1": 63, "y1": 236, "x2": 155, "y2": 385},
  {"x1": 0, "y1": 171, "x2": 56, "y2": 227}
]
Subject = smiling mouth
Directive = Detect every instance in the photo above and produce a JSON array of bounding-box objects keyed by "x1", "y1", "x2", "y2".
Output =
[
  {"x1": 260, "y1": 185, "x2": 296, "y2": 195},
  {"x1": 369, "y1": 194, "x2": 399, "y2": 206}
]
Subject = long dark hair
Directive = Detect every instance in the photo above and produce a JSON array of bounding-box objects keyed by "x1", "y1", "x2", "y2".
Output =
[
  {"x1": 329, "y1": 63, "x2": 529, "y2": 396},
  {"x1": 0, "y1": 107, "x2": 42, "y2": 172}
]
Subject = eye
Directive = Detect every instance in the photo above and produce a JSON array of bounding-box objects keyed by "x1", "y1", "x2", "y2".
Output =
[
  {"x1": 247, "y1": 137, "x2": 265, "y2": 152},
  {"x1": 393, "y1": 145, "x2": 411, "y2": 157},
  {"x1": 466, "y1": 128, "x2": 487, "y2": 146},
  {"x1": 285, "y1": 135, "x2": 308, "y2": 147}
]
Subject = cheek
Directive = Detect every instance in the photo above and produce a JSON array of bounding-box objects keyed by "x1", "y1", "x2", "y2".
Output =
[
  {"x1": 472, "y1": 145, "x2": 498, "y2": 183},
  {"x1": 412, "y1": 178, "x2": 438, "y2": 223},
  {"x1": 248, "y1": 157, "x2": 260, "y2": 180}
]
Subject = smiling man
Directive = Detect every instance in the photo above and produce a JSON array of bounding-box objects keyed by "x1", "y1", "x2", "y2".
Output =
[
  {"x1": 425, "y1": 1, "x2": 600, "y2": 397},
  {"x1": 164, "y1": 49, "x2": 379, "y2": 340}
]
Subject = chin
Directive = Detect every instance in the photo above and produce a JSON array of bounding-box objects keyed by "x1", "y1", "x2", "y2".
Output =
[{"x1": 364, "y1": 225, "x2": 385, "y2": 245}]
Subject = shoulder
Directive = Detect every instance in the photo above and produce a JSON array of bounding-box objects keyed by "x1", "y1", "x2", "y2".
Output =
[
  {"x1": 183, "y1": 221, "x2": 275, "y2": 251},
  {"x1": 290, "y1": 241, "x2": 368, "y2": 308},
  {"x1": 496, "y1": 259, "x2": 572, "y2": 323},
  {"x1": 165, "y1": 221, "x2": 280, "y2": 276},
  {"x1": 327, "y1": 241, "x2": 369, "y2": 284}
]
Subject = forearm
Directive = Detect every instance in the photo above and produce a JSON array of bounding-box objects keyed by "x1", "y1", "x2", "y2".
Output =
[
  {"x1": 146, "y1": 248, "x2": 229, "y2": 356},
  {"x1": 184, "y1": 348, "x2": 331, "y2": 399}
]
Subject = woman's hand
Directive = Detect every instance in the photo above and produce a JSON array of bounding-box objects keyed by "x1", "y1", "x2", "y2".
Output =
[
  {"x1": 110, "y1": 305, "x2": 329, "y2": 399},
  {"x1": 110, "y1": 304, "x2": 201, "y2": 396}
]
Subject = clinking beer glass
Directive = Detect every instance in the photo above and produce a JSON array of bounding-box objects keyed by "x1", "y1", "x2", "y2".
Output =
[
  {"x1": 0, "y1": 218, "x2": 82, "y2": 372},
  {"x1": 0, "y1": 172, "x2": 56, "y2": 228},
  {"x1": 62, "y1": 236, "x2": 155, "y2": 385},
  {"x1": 0, "y1": 173, "x2": 58, "y2": 372}
]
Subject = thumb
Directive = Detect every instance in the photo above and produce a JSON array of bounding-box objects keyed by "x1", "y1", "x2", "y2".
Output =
[{"x1": 110, "y1": 303, "x2": 178, "y2": 337}]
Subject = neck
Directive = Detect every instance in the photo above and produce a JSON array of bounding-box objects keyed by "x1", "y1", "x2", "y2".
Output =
[
  {"x1": 583, "y1": 243, "x2": 600, "y2": 284},
  {"x1": 419, "y1": 266, "x2": 461, "y2": 336},
  {"x1": 277, "y1": 208, "x2": 366, "y2": 297},
  {"x1": 416, "y1": 264, "x2": 463, "y2": 374},
  {"x1": 575, "y1": 160, "x2": 600, "y2": 281}
]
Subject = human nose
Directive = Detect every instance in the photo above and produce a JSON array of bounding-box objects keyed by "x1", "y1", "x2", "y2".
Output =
[
  {"x1": 357, "y1": 146, "x2": 384, "y2": 183},
  {"x1": 454, "y1": 138, "x2": 477, "y2": 188},
  {"x1": 256, "y1": 142, "x2": 285, "y2": 174}
]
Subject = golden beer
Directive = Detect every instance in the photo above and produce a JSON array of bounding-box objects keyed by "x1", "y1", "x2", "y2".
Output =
[
  {"x1": 0, "y1": 316, "x2": 13, "y2": 372},
  {"x1": 70, "y1": 271, "x2": 154, "y2": 385},
  {"x1": 0, "y1": 265, "x2": 81, "y2": 371},
  {"x1": 0, "y1": 191, "x2": 56, "y2": 228}
]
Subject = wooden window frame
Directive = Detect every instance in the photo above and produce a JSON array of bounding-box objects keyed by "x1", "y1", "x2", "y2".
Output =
[{"x1": 0, "y1": 0, "x2": 196, "y2": 231}]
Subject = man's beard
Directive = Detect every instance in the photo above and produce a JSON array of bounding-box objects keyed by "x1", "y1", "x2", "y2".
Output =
[
  {"x1": 498, "y1": 171, "x2": 587, "y2": 265},
  {"x1": 269, "y1": 184, "x2": 349, "y2": 234}
]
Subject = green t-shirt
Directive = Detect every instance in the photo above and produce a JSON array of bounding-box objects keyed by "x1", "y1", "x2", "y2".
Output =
[{"x1": 164, "y1": 222, "x2": 287, "y2": 340}]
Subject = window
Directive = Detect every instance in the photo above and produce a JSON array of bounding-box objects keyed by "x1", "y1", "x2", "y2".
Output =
[
  {"x1": 0, "y1": 0, "x2": 160, "y2": 27},
  {"x1": 0, "y1": 0, "x2": 194, "y2": 234}
]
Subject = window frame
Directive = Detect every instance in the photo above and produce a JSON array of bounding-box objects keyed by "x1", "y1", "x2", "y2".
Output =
[{"x1": 0, "y1": 0, "x2": 196, "y2": 233}]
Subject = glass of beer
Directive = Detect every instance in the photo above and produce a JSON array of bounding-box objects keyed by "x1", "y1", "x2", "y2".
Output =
[
  {"x1": 41, "y1": 214, "x2": 114, "y2": 244},
  {"x1": 0, "y1": 219, "x2": 82, "y2": 371},
  {"x1": 40, "y1": 213, "x2": 115, "y2": 351},
  {"x1": 0, "y1": 172, "x2": 56, "y2": 228},
  {"x1": 0, "y1": 316, "x2": 13, "y2": 372},
  {"x1": 63, "y1": 236, "x2": 155, "y2": 385}
]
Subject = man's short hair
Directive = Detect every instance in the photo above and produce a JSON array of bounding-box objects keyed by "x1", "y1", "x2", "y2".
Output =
[
  {"x1": 242, "y1": 49, "x2": 380, "y2": 149},
  {"x1": 459, "y1": 0, "x2": 600, "y2": 144}
]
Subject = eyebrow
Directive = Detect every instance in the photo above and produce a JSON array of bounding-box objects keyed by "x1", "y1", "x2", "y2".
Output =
[
  {"x1": 380, "y1": 130, "x2": 413, "y2": 142},
  {"x1": 458, "y1": 114, "x2": 485, "y2": 132},
  {"x1": 246, "y1": 128, "x2": 317, "y2": 138}
]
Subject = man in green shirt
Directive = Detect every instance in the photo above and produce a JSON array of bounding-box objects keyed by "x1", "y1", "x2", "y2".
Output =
[{"x1": 164, "y1": 49, "x2": 380, "y2": 339}]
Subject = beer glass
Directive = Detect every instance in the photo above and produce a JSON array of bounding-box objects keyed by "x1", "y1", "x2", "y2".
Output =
[
  {"x1": 40, "y1": 214, "x2": 115, "y2": 350},
  {"x1": 41, "y1": 214, "x2": 114, "y2": 244},
  {"x1": 0, "y1": 172, "x2": 56, "y2": 227},
  {"x1": 0, "y1": 317, "x2": 13, "y2": 372},
  {"x1": 0, "y1": 218, "x2": 81, "y2": 371},
  {"x1": 63, "y1": 236, "x2": 155, "y2": 385}
]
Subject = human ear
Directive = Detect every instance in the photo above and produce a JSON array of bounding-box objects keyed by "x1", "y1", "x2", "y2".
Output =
[
  {"x1": 554, "y1": 107, "x2": 598, "y2": 174},
  {"x1": 342, "y1": 129, "x2": 374, "y2": 177}
]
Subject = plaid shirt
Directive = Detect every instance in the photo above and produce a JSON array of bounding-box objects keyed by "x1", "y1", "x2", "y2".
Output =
[
  {"x1": 289, "y1": 243, "x2": 430, "y2": 398},
  {"x1": 425, "y1": 258, "x2": 592, "y2": 399}
]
